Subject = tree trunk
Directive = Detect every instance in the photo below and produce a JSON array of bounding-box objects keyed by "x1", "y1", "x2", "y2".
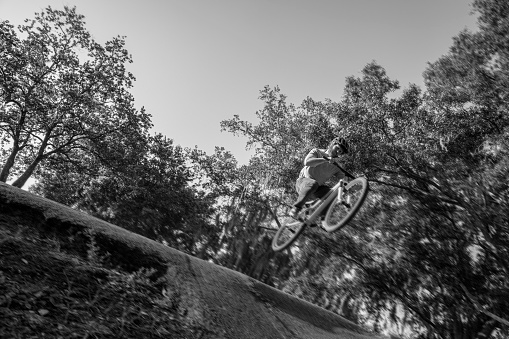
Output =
[
  {"x1": 0, "y1": 142, "x2": 19, "y2": 183},
  {"x1": 12, "y1": 164, "x2": 35, "y2": 188},
  {"x1": 11, "y1": 129, "x2": 51, "y2": 188}
]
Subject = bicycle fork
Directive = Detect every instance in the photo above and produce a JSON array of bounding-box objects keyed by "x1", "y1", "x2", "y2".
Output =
[{"x1": 337, "y1": 179, "x2": 351, "y2": 209}]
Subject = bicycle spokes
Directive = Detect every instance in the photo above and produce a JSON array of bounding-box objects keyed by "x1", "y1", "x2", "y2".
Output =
[{"x1": 329, "y1": 198, "x2": 351, "y2": 223}]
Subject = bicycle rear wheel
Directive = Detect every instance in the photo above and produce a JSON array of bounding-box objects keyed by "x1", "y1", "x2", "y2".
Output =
[
  {"x1": 322, "y1": 177, "x2": 369, "y2": 232},
  {"x1": 271, "y1": 217, "x2": 306, "y2": 252}
]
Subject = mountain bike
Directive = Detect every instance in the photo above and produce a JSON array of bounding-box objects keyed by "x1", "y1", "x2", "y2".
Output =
[{"x1": 271, "y1": 159, "x2": 369, "y2": 252}]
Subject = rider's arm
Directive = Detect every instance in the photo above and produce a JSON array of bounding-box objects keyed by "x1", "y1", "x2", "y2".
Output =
[
  {"x1": 303, "y1": 148, "x2": 339, "y2": 167},
  {"x1": 304, "y1": 157, "x2": 329, "y2": 167},
  {"x1": 303, "y1": 149, "x2": 329, "y2": 167}
]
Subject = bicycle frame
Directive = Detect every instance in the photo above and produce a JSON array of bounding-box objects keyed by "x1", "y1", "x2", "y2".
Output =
[{"x1": 300, "y1": 178, "x2": 348, "y2": 226}]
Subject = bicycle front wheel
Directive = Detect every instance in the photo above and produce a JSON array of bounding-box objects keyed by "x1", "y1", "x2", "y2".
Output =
[
  {"x1": 322, "y1": 177, "x2": 369, "y2": 233},
  {"x1": 271, "y1": 217, "x2": 306, "y2": 252}
]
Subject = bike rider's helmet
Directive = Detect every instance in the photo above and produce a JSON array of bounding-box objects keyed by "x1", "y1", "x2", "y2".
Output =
[{"x1": 330, "y1": 137, "x2": 350, "y2": 154}]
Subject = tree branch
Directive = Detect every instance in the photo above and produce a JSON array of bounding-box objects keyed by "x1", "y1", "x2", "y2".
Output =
[{"x1": 369, "y1": 178, "x2": 462, "y2": 207}]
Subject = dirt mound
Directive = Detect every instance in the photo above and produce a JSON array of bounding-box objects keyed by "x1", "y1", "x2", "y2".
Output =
[{"x1": 0, "y1": 182, "x2": 386, "y2": 339}]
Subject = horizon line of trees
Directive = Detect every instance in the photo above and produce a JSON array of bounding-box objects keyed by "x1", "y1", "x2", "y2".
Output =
[{"x1": 1, "y1": 1, "x2": 508, "y2": 338}]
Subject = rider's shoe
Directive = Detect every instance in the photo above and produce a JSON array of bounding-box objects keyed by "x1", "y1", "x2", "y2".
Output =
[{"x1": 290, "y1": 206, "x2": 301, "y2": 220}]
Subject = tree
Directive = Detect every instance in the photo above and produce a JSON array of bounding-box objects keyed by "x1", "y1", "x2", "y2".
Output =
[
  {"x1": 326, "y1": 58, "x2": 509, "y2": 337},
  {"x1": 423, "y1": 0, "x2": 509, "y2": 160},
  {"x1": 0, "y1": 6, "x2": 151, "y2": 188},
  {"x1": 332, "y1": 8, "x2": 509, "y2": 332},
  {"x1": 32, "y1": 134, "x2": 217, "y2": 254}
]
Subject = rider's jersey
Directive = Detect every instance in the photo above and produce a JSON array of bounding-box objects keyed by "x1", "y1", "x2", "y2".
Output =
[{"x1": 298, "y1": 148, "x2": 344, "y2": 185}]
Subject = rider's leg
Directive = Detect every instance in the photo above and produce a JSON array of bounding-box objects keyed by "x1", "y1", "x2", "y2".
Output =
[
  {"x1": 292, "y1": 181, "x2": 331, "y2": 225},
  {"x1": 293, "y1": 178, "x2": 320, "y2": 209},
  {"x1": 313, "y1": 185, "x2": 332, "y2": 218}
]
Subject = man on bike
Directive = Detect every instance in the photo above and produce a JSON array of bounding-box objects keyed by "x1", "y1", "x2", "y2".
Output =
[{"x1": 291, "y1": 136, "x2": 349, "y2": 220}]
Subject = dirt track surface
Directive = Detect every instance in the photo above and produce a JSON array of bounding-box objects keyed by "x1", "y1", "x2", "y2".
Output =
[{"x1": 0, "y1": 182, "x2": 385, "y2": 339}]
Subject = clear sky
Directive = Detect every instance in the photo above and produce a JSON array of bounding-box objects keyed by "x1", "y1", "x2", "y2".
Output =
[{"x1": 1, "y1": 0, "x2": 478, "y2": 165}]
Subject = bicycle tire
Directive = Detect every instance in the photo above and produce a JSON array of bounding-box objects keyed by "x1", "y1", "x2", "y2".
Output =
[
  {"x1": 322, "y1": 177, "x2": 369, "y2": 232},
  {"x1": 271, "y1": 217, "x2": 306, "y2": 252}
]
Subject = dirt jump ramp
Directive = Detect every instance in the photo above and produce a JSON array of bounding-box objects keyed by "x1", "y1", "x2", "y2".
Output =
[{"x1": 0, "y1": 182, "x2": 386, "y2": 339}]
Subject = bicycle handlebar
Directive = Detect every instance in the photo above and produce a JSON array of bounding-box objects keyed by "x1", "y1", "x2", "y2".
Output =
[{"x1": 323, "y1": 156, "x2": 356, "y2": 179}]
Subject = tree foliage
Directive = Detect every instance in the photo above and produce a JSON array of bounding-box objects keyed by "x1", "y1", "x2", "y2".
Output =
[
  {"x1": 0, "y1": 6, "x2": 151, "y2": 188},
  {"x1": 32, "y1": 134, "x2": 219, "y2": 256}
]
